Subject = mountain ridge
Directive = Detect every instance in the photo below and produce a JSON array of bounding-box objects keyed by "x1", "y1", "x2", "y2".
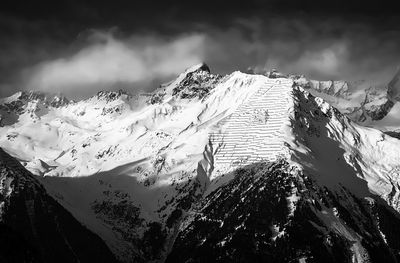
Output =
[{"x1": 2, "y1": 64, "x2": 399, "y2": 131}]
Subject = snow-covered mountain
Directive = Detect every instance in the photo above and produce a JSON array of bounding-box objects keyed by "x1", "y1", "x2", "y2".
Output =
[
  {"x1": 248, "y1": 68, "x2": 400, "y2": 131},
  {"x1": 1, "y1": 64, "x2": 400, "y2": 262}
]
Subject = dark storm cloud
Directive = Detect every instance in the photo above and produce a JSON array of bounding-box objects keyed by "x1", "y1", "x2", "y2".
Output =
[{"x1": 0, "y1": 0, "x2": 400, "y2": 97}]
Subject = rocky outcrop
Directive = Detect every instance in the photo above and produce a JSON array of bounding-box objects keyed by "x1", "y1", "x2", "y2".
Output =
[
  {"x1": 94, "y1": 90, "x2": 131, "y2": 103},
  {"x1": 172, "y1": 63, "x2": 222, "y2": 99}
]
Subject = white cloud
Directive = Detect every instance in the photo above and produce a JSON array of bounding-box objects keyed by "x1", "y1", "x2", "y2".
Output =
[
  {"x1": 19, "y1": 22, "x2": 397, "y2": 99},
  {"x1": 294, "y1": 43, "x2": 348, "y2": 77},
  {"x1": 26, "y1": 32, "x2": 205, "y2": 95}
]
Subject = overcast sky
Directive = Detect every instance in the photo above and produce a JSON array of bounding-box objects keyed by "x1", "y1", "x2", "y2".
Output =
[{"x1": 1, "y1": 0, "x2": 400, "y2": 98}]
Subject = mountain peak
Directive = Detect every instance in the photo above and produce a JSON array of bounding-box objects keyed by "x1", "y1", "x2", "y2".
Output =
[
  {"x1": 94, "y1": 89, "x2": 131, "y2": 102},
  {"x1": 185, "y1": 62, "x2": 211, "y2": 74}
]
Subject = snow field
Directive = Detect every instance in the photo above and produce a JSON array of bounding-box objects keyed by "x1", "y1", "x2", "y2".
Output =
[{"x1": 210, "y1": 78, "x2": 293, "y2": 173}]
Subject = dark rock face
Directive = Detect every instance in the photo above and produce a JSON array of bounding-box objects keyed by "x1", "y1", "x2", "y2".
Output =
[
  {"x1": 385, "y1": 131, "x2": 400, "y2": 140},
  {"x1": 0, "y1": 148, "x2": 118, "y2": 263},
  {"x1": 95, "y1": 90, "x2": 130, "y2": 102},
  {"x1": 365, "y1": 98, "x2": 394, "y2": 121},
  {"x1": 172, "y1": 67, "x2": 222, "y2": 100},
  {"x1": 146, "y1": 91, "x2": 166, "y2": 105},
  {"x1": 361, "y1": 86, "x2": 395, "y2": 121},
  {"x1": 166, "y1": 160, "x2": 400, "y2": 263}
]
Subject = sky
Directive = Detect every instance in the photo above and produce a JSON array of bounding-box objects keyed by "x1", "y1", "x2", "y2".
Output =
[{"x1": 0, "y1": 0, "x2": 400, "y2": 98}]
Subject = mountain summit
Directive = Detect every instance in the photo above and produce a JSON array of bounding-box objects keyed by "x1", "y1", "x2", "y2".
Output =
[{"x1": 1, "y1": 65, "x2": 400, "y2": 262}]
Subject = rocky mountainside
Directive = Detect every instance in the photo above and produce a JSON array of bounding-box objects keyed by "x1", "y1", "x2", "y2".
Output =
[
  {"x1": 167, "y1": 160, "x2": 400, "y2": 263},
  {"x1": 0, "y1": 148, "x2": 117, "y2": 263},
  {"x1": 1, "y1": 64, "x2": 400, "y2": 262}
]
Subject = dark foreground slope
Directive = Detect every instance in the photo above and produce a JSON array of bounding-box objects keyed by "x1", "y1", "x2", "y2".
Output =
[
  {"x1": 0, "y1": 148, "x2": 118, "y2": 263},
  {"x1": 167, "y1": 160, "x2": 400, "y2": 263}
]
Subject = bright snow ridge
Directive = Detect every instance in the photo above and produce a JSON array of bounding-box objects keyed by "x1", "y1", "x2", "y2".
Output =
[{"x1": 208, "y1": 75, "x2": 293, "y2": 177}]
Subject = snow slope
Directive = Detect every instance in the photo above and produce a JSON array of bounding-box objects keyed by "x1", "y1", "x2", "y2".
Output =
[{"x1": 210, "y1": 77, "x2": 292, "y2": 173}]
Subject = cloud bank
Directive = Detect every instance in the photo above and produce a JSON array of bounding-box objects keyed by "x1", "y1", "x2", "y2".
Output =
[
  {"x1": 25, "y1": 32, "x2": 205, "y2": 97},
  {"x1": 1, "y1": 16, "x2": 399, "y2": 98}
]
